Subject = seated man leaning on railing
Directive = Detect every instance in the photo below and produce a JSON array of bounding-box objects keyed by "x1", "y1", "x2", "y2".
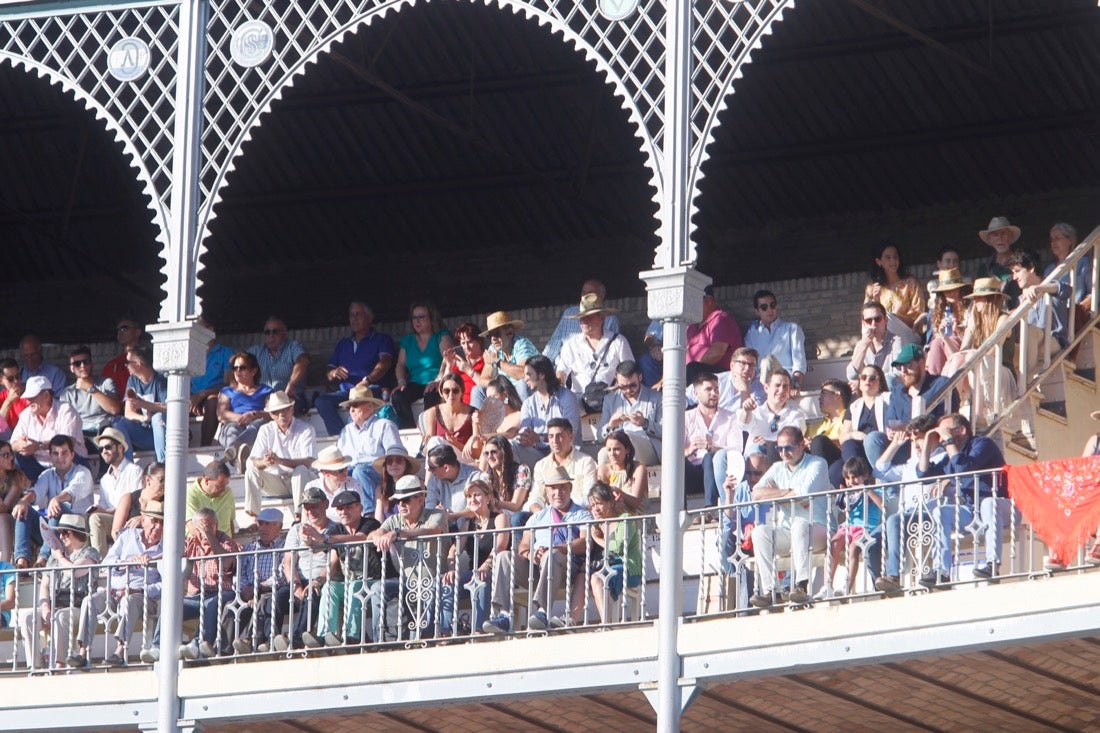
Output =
[
  {"x1": 227, "y1": 507, "x2": 286, "y2": 655},
  {"x1": 309, "y1": 490, "x2": 387, "y2": 648},
  {"x1": 914, "y1": 413, "x2": 1008, "y2": 589},
  {"x1": 368, "y1": 475, "x2": 451, "y2": 642},
  {"x1": 69, "y1": 500, "x2": 164, "y2": 669}
]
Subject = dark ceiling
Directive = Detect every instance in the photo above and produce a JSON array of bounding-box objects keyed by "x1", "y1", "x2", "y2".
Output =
[{"x1": 3, "y1": 0, "x2": 1100, "y2": 346}]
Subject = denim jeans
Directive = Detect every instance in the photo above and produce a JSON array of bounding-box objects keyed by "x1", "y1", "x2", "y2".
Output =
[
  {"x1": 371, "y1": 575, "x2": 454, "y2": 642},
  {"x1": 350, "y1": 464, "x2": 379, "y2": 515},
  {"x1": 930, "y1": 500, "x2": 975, "y2": 574},
  {"x1": 114, "y1": 414, "x2": 166, "y2": 462},
  {"x1": 315, "y1": 391, "x2": 350, "y2": 436},
  {"x1": 14, "y1": 505, "x2": 67, "y2": 563},
  {"x1": 977, "y1": 497, "x2": 1020, "y2": 569},
  {"x1": 153, "y1": 590, "x2": 235, "y2": 649}
]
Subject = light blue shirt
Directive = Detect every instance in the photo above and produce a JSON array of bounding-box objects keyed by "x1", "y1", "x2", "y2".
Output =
[
  {"x1": 249, "y1": 339, "x2": 307, "y2": 391},
  {"x1": 192, "y1": 343, "x2": 234, "y2": 394},
  {"x1": 337, "y1": 414, "x2": 403, "y2": 466},
  {"x1": 22, "y1": 362, "x2": 67, "y2": 393},
  {"x1": 1045, "y1": 254, "x2": 1093, "y2": 304},
  {"x1": 491, "y1": 336, "x2": 541, "y2": 396},
  {"x1": 758, "y1": 453, "x2": 832, "y2": 526},
  {"x1": 542, "y1": 307, "x2": 621, "y2": 364},
  {"x1": 744, "y1": 318, "x2": 807, "y2": 376},
  {"x1": 597, "y1": 384, "x2": 662, "y2": 441},
  {"x1": 33, "y1": 464, "x2": 95, "y2": 515},
  {"x1": 426, "y1": 463, "x2": 478, "y2": 514},
  {"x1": 526, "y1": 502, "x2": 592, "y2": 552}
]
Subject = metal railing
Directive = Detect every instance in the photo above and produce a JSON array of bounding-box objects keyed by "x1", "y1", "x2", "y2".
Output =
[
  {"x1": 925, "y1": 231, "x2": 1099, "y2": 437},
  {"x1": 3, "y1": 468, "x2": 1098, "y2": 673}
]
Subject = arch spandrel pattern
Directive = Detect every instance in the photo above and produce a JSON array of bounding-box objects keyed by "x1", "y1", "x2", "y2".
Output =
[
  {"x1": 0, "y1": 3, "x2": 179, "y2": 251},
  {"x1": 197, "y1": 0, "x2": 668, "y2": 268}
]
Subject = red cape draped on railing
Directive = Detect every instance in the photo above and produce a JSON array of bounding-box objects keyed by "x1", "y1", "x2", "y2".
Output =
[{"x1": 1006, "y1": 456, "x2": 1100, "y2": 560}]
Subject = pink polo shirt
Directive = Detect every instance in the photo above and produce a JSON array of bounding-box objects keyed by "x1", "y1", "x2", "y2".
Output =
[{"x1": 686, "y1": 309, "x2": 742, "y2": 366}]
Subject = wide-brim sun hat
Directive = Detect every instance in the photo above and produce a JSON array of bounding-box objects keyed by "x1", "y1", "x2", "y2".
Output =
[
  {"x1": 979, "y1": 216, "x2": 1021, "y2": 245},
  {"x1": 931, "y1": 267, "x2": 970, "y2": 293},
  {"x1": 964, "y1": 277, "x2": 1008, "y2": 299},
  {"x1": 480, "y1": 311, "x2": 524, "y2": 338},
  {"x1": 542, "y1": 464, "x2": 573, "y2": 486},
  {"x1": 372, "y1": 446, "x2": 420, "y2": 476},
  {"x1": 567, "y1": 292, "x2": 619, "y2": 319},
  {"x1": 57, "y1": 513, "x2": 89, "y2": 536}
]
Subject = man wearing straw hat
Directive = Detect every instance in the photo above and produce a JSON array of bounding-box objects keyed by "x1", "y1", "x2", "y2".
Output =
[
  {"x1": 555, "y1": 292, "x2": 633, "y2": 405},
  {"x1": 242, "y1": 390, "x2": 317, "y2": 529},
  {"x1": 543, "y1": 279, "x2": 622, "y2": 365},
  {"x1": 977, "y1": 216, "x2": 1023, "y2": 308},
  {"x1": 335, "y1": 385, "x2": 402, "y2": 505},
  {"x1": 481, "y1": 311, "x2": 539, "y2": 401},
  {"x1": 89, "y1": 427, "x2": 143, "y2": 556},
  {"x1": 305, "y1": 445, "x2": 371, "y2": 521}
]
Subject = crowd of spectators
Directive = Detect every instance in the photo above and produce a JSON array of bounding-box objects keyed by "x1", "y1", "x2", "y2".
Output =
[{"x1": 0, "y1": 215, "x2": 1096, "y2": 668}]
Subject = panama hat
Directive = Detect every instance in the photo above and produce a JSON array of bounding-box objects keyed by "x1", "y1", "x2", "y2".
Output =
[
  {"x1": 57, "y1": 514, "x2": 89, "y2": 536},
  {"x1": 264, "y1": 390, "x2": 295, "y2": 412},
  {"x1": 95, "y1": 426, "x2": 129, "y2": 453},
  {"x1": 979, "y1": 217, "x2": 1021, "y2": 245},
  {"x1": 391, "y1": 475, "x2": 427, "y2": 501},
  {"x1": 339, "y1": 385, "x2": 385, "y2": 409},
  {"x1": 313, "y1": 445, "x2": 352, "y2": 472},
  {"x1": 543, "y1": 464, "x2": 573, "y2": 486}
]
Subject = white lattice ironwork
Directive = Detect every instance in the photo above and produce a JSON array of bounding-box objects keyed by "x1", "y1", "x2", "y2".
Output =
[{"x1": 0, "y1": 1, "x2": 179, "y2": 260}]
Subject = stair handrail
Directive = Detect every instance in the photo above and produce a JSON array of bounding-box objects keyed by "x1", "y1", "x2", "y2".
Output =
[{"x1": 923, "y1": 226, "x2": 1099, "y2": 438}]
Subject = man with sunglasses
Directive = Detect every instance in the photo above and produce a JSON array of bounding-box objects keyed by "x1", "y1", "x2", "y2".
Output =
[
  {"x1": 597, "y1": 360, "x2": 662, "y2": 466},
  {"x1": 744, "y1": 290, "x2": 807, "y2": 392},
  {"x1": 61, "y1": 346, "x2": 121, "y2": 452},
  {"x1": 88, "y1": 428, "x2": 142, "y2": 556},
  {"x1": 113, "y1": 345, "x2": 168, "y2": 463},
  {"x1": 864, "y1": 344, "x2": 950, "y2": 470},
  {"x1": 845, "y1": 301, "x2": 903, "y2": 389},
  {"x1": 249, "y1": 316, "x2": 310, "y2": 413},
  {"x1": 102, "y1": 318, "x2": 146, "y2": 397},
  {"x1": 749, "y1": 426, "x2": 831, "y2": 608},
  {"x1": 242, "y1": 390, "x2": 317, "y2": 529},
  {"x1": 424, "y1": 444, "x2": 478, "y2": 523}
]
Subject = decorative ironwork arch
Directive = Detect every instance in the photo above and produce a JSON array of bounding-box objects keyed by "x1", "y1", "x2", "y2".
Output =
[
  {"x1": 0, "y1": 4, "x2": 180, "y2": 274},
  {"x1": 195, "y1": 0, "x2": 670, "y2": 288}
]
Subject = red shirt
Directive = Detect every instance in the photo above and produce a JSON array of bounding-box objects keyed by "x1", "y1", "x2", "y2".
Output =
[
  {"x1": 452, "y1": 356, "x2": 485, "y2": 404},
  {"x1": 0, "y1": 389, "x2": 29, "y2": 427},
  {"x1": 102, "y1": 354, "x2": 130, "y2": 397},
  {"x1": 184, "y1": 531, "x2": 241, "y2": 595}
]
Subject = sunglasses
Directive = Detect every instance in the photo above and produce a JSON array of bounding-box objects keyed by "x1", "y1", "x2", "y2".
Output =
[
  {"x1": 769, "y1": 416, "x2": 780, "y2": 433},
  {"x1": 411, "y1": 314, "x2": 429, "y2": 321},
  {"x1": 776, "y1": 444, "x2": 796, "y2": 454},
  {"x1": 125, "y1": 360, "x2": 141, "y2": 366},
  {"x1": 859, "y1": 374, "x2": 879, "y2": 381},
  {"x1": 396, "y1": 497, "x2": 416, "y2": 504},
  {"x1": 232, "y1": 364, "x2": 250, "y2": 370},
  {"x1": 57, "y1": 529, "x2": 76, "y2": 537},
  {"x1": 427, "y1": 464, "x2": 445, "y2": 473},
  {"x1": 99, "y1": 443, "x2": 119, "y2": 452},
  {"x1": 755, "y1": 302, "x2": 777, "y2": 311},
  {"x1": 440, "y1": 388, "x2": 461, "y2": 395},
  {"x1": 70, "y1": 359, "x2": 91, "y2": 368},
  {"x1": 863, "y1": 316, "x2": 884, "y2": 325},
  {"x1": 262, "y1": 328, "x2": 284, "y2": 336}
]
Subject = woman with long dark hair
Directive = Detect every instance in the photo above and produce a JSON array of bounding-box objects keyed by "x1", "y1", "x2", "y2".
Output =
[
  {"x1": 596, "y1": 430, "x2": 648, "y2": 513},
  {"x1": 477, "y1": 435, "x2": 530, "y2": 513},
  {"x1": 864, "y1": 241, "x2": 926, "y2": 345}
]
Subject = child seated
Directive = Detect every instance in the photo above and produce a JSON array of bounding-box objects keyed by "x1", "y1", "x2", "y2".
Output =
[{"x1": 819, "y1": 457, "x2": 883, "y2": 599}]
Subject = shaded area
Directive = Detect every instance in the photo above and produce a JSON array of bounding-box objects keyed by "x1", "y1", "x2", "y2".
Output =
[
  {"x1": 199, "y1": 1, "x2": 659, "y2": 332},
  {"x1": 0, "y1": 63, "x2": 164, "y2": 346},
  {"x1": 695, "y1": 0, "x2": 1100, "y2": 282}
]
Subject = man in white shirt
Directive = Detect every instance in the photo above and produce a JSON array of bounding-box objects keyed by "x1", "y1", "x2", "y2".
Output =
[
  {"x1": 542, "y1": 279, "x2": 621, "y2": 364},
  {"x1": 743, "y1": 290, "x2": 807, "y2": 391},
  {"x1": 684, "y1": 372, "x2": 739, "y2": 505},
  {"x1": 11, "y1": 376, "x2": 86, "y2": 482},
  {"x1": 555, "y1": 293, "x2": 633, "y2": 408},
  {"x1": 738, "y1": 369, "x2": 806, "y2": 460},
  {"x1": 749, "y1": 427, "x2": 832, "y2": 608},
  {"x1": 89, "y1": 427, "x2": 142, "y2": 556},
  {"x1": 243, "y1": 391, "x2": 317, "y2": 526},
  {"x1": 524, "y1": 418, "x2": 598, "y2": 514}
]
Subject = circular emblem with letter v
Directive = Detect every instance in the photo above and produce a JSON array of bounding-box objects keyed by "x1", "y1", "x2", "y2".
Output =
[
  {"x1": 231, "y1": 20, "x2": 274, "y2": 69},
  {"x1": 107, "y1": 37, "x2": 150, "y2": 82},
  {"x1": 598, "y1": 0, "x2": 640, "y2": 22}
]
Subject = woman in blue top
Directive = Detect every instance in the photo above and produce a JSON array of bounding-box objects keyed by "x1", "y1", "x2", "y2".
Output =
[
  {"x1": 391, "y1": 302, "x2": 454, "y2": 430},
  {"x1": 216, "y1": 351, "x2": 273, "y2": 455}
]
